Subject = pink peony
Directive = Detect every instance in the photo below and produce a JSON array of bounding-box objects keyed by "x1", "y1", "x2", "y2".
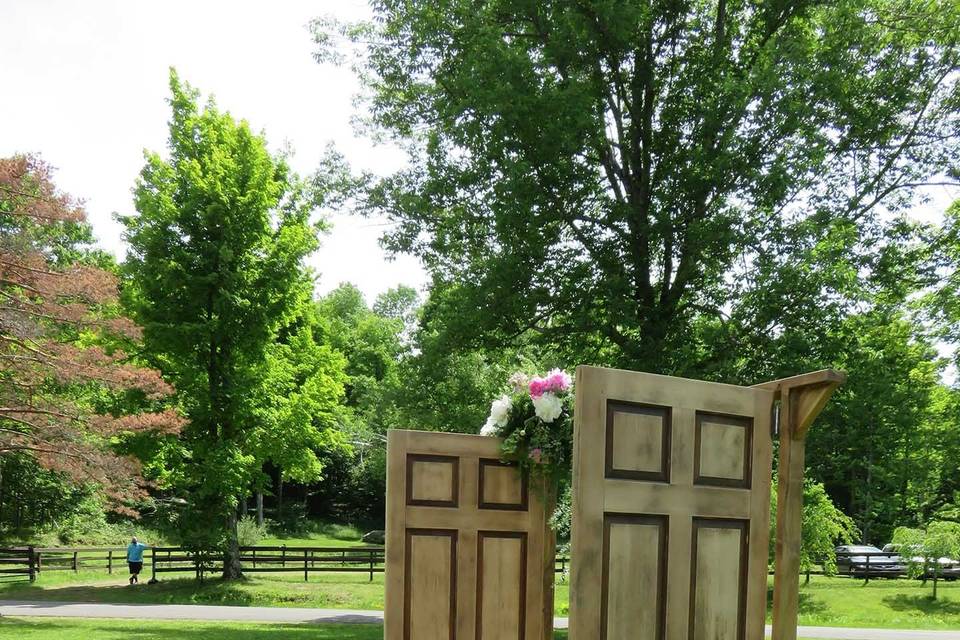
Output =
[
  {"x1": 529, "y1": 448, "x2": 543, "y2": 464},
  {"x1": 528, "y1": 376, "x2": 548, "y2": 398},
  {"x1": 544, "y1": 368, "x2": 572, "y2": 393}
]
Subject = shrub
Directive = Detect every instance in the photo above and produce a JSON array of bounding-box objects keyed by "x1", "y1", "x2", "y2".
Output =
[{"x1": 236, "y1": 515, "x2": 267, "y2": 547}]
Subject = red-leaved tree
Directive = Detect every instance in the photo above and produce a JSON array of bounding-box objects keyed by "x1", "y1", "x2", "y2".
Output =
[{"x1": 0, "y1": 155, "x2": 184, "y2": 511}]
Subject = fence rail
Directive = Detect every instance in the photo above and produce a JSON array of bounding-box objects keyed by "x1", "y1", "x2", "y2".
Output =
[
  {"x1": 2, "y1": 546, "x2": 940, "y2": 586},
  {"x1": 149, "y1": 545, "x2": 388, "y2": 582},
  {"x1": 0, "y1": 547, "x2": 35, "y2": 581}
]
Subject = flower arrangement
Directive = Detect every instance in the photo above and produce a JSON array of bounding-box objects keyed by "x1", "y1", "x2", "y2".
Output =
[{"x1": 479, "y1": 368, "x2": 574, "y2": 487}]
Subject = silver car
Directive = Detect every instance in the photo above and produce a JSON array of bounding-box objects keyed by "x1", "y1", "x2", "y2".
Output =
[
  {"x1": 882, "y1": 544, "x2": 960, "y2": 580},
  {"x1": 835, "y1": 545, "x2": 904, "y2": 577}
]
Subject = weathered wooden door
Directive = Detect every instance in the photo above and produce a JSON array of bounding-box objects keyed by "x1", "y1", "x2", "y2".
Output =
[
  {"x1": 385, "y1": 429, "x2": 554, "y2": 640},
  {"x1": 569, "y1": 366, "x2": 774, "y2": 640}
]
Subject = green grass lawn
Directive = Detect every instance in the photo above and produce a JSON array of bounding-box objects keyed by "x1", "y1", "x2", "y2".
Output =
[
  {"x1": 259, "y1": 522, "x2": 370, "y2": 548},
  {"x1": 788, "y1": 575, "x2": 960, "y2": 630},
  {"x1": 0, "y1": 571, "x2": 388, "y2": 610},
  {"x1": 0, "y1": 618, "x2": 836, "y2": 639},
  {"x1": 0, "y1": 617, "x2": 566, "y2": 639},
  {"x1": 4, "y1": 568, "x2": 959, "y2": 631}
]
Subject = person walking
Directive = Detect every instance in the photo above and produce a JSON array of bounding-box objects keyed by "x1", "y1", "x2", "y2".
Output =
[{"x1": 126, "y1": 536, "x2": 148, "y2": 585}]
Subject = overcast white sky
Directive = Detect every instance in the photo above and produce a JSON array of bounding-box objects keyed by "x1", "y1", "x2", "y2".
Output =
[{"x1": 0, "y1": 0, "x2": 426, "y2": 303}]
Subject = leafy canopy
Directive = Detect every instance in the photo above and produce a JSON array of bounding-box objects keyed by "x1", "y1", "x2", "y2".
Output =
[{"x1": 314, "y1": 0, "x2": 960, "y2": 373}]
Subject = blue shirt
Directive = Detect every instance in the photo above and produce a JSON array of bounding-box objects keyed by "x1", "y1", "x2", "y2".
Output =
[{"x1": 127, "y1": 542, "x2": 147, "y2": 562}]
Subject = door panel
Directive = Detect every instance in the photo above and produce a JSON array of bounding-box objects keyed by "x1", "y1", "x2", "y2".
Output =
[
  {"x1": 386, "y1": 430, "x2": 553, "y2": 640},
  {"x1": 570, "y1": 366, "x2": 774, "y2": 640},
  {"x1": 405, "y1": 530, "x2": 457, "y2": 640},
  {"x1": 477, "y1": 531, "x2": 526, "y2": 640},
  {"x1": 601, "y1": 514, "x2": 667, "y2": 640}
]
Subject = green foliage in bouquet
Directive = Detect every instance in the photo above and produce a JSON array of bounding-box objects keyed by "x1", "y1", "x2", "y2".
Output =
[{"x1": 480, "y1": 370, "x2": 574, "y2": 490}]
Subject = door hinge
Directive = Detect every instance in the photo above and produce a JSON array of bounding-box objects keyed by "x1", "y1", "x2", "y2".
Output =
[{"x1": 771, "y1": 400, "x2": 781, "y2": 440}]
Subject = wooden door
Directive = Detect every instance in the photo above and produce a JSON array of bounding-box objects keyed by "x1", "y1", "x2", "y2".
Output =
[
  {"x1": 385, "y1": 429, "x2": 554, "y2": 640},
  {"x1": 569, "y1": 366, "x2": 774, "y2": 640}
]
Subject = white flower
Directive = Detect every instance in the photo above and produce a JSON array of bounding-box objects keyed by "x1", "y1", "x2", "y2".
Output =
[
  {"x1": 508, "y1": 371, "x2": 530, "y2": 393},
  {"x1": 480, "y1": 417, "x2": 498, "y2": 436},
  {"x1": 533, "y1": 392, "x2": 563, "y2": 423},
  {"x1": 489, "y1": 395, "x2": 512, "y2": 427}
]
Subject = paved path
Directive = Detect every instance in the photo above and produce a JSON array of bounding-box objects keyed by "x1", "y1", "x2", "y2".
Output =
[{"x1": 1, "y1": 600, "x2": 959, "y2": 639}]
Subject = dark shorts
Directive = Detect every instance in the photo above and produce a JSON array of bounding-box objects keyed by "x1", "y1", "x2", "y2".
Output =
[{"x1": 128, "y1": 561, "x2": 143, "y2": 575}]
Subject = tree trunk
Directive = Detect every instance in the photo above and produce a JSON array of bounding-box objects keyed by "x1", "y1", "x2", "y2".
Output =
[
  {"x1": 861, "y1": 449, "x2": 874, "y2": 544},
  {"x1": 277, "y1": 477, "x2": 284, "y2": 521},
  {"x1": 256, "y1": 492, "x2": 264, "y2": 527},
  {"x1": 0, "y1": 457, "x2": 4, "y2": 526},
  {"x1": 222, "y1": 510, "x2": 243, "y2": 580}
]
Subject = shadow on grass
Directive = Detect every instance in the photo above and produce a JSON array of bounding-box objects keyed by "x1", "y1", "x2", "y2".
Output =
[
  {"x1": 0, "y1": 619, "x2": 571, "y2": 639},
  {"x1": 882, "y1": 594, "x2": 960, "y2": 615},
  {"x1": 0, "y1": 578, "x2": 261, "y2": 606},
  {"x1": 0, "y1": 618, "x2": 380, "y2": 639},
  {"x1": 766, "y1": 586, "x2": 828, "y2": 616}
]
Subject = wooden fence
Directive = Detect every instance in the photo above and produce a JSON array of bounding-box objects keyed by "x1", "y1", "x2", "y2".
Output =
[
  {"x1": 0, "y1": 547, "x2": 916, "y2": 586},
  {"x1": 33, "y1": 547, "x2": 132, "y2": 575},
  {"x1": 0, "y1": 547, "x2": 35, "y2": 581},
  {"x1": 149, "y1": 545, "x2": 387, "y2": 582}
]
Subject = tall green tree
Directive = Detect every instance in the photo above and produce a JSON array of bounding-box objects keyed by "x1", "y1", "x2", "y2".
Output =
[
  {"x1": 804, "y1": 312, "x2": 943, "y2": 544},
  {"x1": 315, "y1": 0, "x2": 960, "y2": 373},
  {"x1": 122, "y1": 71, "x2": 327, "y2": 578},
  {"x1": 769, "y1": 478, "x2": 858, "y2": 580}
]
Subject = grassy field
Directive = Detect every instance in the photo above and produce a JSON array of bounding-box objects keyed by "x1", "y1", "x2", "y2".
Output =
[
  {"x1": 0, "y1": 618, "x2": 841, "y2": 639},
  {"x1": 788, "y1": 575, "x2": 960, "y2": 630},
  {"x1": 0, "y1": 571, "x2": 389, "y2": 610},
  {"x1": 2, "y1": 573, "x2": 958, "y2": 630},
  {"x1": 259, "y1": 522, "x2": 369, "y2": 548},
  {"x1": 0, "y1": 618, "x2": 516, "y2": 639}
]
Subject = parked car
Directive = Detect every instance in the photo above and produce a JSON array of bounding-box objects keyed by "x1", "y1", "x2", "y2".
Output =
[
  {"x1": 835, "y1": 545, "x2": 904, "y2": 577},
  {"x1": 882, "y1": 543, "x2": 960, "y2": 581}
]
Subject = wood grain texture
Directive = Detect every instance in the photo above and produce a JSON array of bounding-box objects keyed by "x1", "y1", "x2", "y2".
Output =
[
  {"x1": 755, "y1": 372, "x2": 843, "y2": 640},
  {"x1": 407, "y1": 455, "x2": 459, "y2": 507},
  {"x1": 605, "y1": 402, "x2": 671, "y2": 481},
  {"x1": 479, "y1": 459, "x2": 528, "y2": 511},
  {"x1": 405, "y1": 529, "x2": 457, "y2": 640},
  {"x1": 689, "y1": 519, "x2": 748, "y2": 640},
  {"x1": 569, "y1": 366, "x2": 774, "y2": 640},
  {"x1": 477, "y1": 532, "x2": 526, "y2": 640},
  {"x1": 694, "y1": 412, "x2": 752, "y2": 488},
  {"x1": 386, "y1": 429, "x2": 553, "y2": 640},
  {"x1": 601, "y1": 514, "x2": 667, "y2": 640}
]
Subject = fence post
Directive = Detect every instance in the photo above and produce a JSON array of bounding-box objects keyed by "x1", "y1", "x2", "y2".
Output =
[
  {"x1": 28, "y1": 546, "x2": 36, "y2": 582},
  {"x1": 108, "y1": 550, "x2": 113, "y2": 574},
  {"x1": 281, "y1": 545, "x2": 286, "y2": 568},
  {"x1": 304, "y1": 549, "x2": 308, "y2": 582},
  {"x1": 151, "y1": 547, "x2": 157, "y2": 583},
  {"x1": 72, "y1": 550, "x2": 78, "y2": 573},
  {"x1": 36, "y1": 550, "x2": 41, "y2": 575},
  {"x1": 863, "y1": 554, "x2": 870, "y2": 584},
  {"x1": 369, "y1": 550, "x2": 374, "y2": 582},
  {"x1": 253, "y1": 548, "x2": 257, "y2": 568}
]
